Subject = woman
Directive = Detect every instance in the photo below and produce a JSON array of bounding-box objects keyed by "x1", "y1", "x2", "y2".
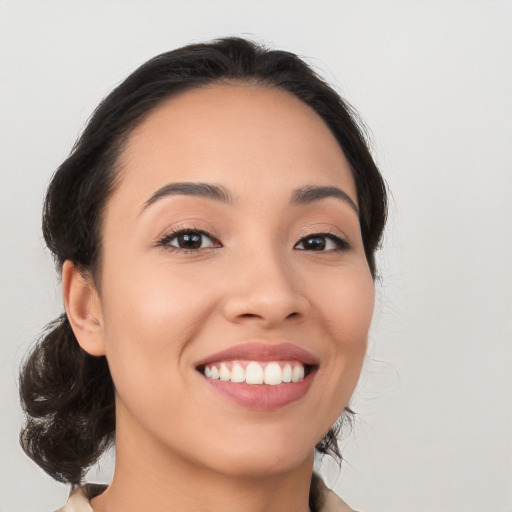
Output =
[{"x1": 19, "y1": 37, "x2": 387, "y2": 512}]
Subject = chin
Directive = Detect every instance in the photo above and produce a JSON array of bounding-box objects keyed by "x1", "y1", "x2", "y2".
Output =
[{"x1": 198, "y1": 435, "x2": 315, "y2": 479}]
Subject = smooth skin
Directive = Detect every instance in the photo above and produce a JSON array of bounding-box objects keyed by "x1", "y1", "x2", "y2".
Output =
[{"x1": 63, "y1": 84, "x2": 373, "y2": 512}]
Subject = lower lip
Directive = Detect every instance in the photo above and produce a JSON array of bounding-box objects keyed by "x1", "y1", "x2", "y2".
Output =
[{"x1": 201, "y1": 371, "x2": 316, "y2": 410}]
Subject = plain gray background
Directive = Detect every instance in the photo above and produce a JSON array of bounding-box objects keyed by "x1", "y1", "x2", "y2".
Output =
[{"x1": 1, "y1": 1, "x2": 511, "y2": 511}]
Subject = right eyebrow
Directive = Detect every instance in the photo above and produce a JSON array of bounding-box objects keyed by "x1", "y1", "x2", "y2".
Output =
[{"x1": 139, "y1": 182, "x2": 235, "y2": 215}]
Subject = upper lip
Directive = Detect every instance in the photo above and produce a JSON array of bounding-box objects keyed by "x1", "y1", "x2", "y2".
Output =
[{"x1": 195, "y1": 342, "x2": 320, "y2": 367}]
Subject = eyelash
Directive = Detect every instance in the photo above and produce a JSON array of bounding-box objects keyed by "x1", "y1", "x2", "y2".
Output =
[
  {"x1": 294, "y1": 232, "x2": 349, "y2": 252},
  {"x1": 155, "y1": 228, "x2": 349, "y2": 253},
  {"x1": 155, "y1": 228, "x2": 221, "y2": 253}
]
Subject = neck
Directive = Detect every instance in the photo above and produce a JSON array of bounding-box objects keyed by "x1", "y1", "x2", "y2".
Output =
[{"x1": 92, "y1": 411, "x2": 314, "y2": 512}]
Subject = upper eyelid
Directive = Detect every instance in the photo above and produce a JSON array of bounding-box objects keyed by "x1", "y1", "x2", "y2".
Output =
[
  {"x1": 296, "y1": 232, "x2": 347, "y2": 242},
  {"x1": 155, "y1": 222, "x2": 220, "y2": 243},
  {"x1": 298, "y1": 219, "x2": 347, "y2": 234},
  {"x1": 299, "y1": 230, "x2": 343, "y2": 238},
  {"x1": 297, "y1": 229, "x2": 348, "y2": 243}
]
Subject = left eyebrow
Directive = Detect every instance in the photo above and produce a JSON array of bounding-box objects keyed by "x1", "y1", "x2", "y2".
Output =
[{"x1": 290, "y1": 185, "x2": 359, "y2": 215}]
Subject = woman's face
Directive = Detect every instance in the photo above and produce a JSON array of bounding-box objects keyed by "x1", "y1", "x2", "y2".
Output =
[{"x1": 93, "y1": 84, "x2": 374, "y2": 477}]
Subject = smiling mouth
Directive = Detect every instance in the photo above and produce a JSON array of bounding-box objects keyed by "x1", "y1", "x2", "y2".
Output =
[
  {"x1": 194, "y1": 342, "x2": 319, "y2": 409},
  {"x1": 197, "y1": 360, "x2": 316, "y2": 386}
]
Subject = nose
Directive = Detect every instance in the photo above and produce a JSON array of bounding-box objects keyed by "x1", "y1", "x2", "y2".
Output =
[{"x1": 221, "y1": 247, "x2": 310, "y2": 329}]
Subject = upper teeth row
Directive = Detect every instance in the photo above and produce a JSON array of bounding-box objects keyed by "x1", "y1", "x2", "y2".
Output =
[{"x1": 204, "y1": 361, "x2": 305, "y2": 385}]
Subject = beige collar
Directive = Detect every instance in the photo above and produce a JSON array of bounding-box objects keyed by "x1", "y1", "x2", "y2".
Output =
[{"x1": 56, "y1": 479, "x2": 355, "y2": 512}]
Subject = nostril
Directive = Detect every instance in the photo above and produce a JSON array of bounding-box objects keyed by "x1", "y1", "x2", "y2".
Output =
[{"x1": 223, "y1": 292, "x2": 309, "y2": 326}]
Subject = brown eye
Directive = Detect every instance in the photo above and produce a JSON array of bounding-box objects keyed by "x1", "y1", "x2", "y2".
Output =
[
  {"x1": 294, "y1": 234, "x2": 348, "y2": 251},
  {"x1": 173, "y1": 232, "x2": 204, "y2": 249},
  {"x1": 159, "y1": 229, "x2": 220, "y2": 251}
]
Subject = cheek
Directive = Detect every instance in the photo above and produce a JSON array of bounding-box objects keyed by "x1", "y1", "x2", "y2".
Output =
[
  {"x1": 97, "y1": 264, "x2": 216, "y2": 399},
  {"x1": 102, "y1": 258, "x2": 213, "y2": 338},
  {"x1": 312, "y1": 263, "x2": 374, "y2": 391},
  {"x1": 317, "y1": 263, "x2": 375, "y2": 344}
]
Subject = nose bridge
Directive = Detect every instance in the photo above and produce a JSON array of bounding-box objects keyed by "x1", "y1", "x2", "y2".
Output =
[{"x1": 222, "y1": 239, "x2": 308, "y2": 326}]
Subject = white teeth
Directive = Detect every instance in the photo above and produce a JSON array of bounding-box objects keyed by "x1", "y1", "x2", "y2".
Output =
[
  {"x1": 203, "y1": 361, "x2": 306, "y2": 385},
  {"x1": 210, "y1": 366, "x2": 220, "y2": 379},
  {"x1": 245, "y1": 362, "x2": 264, "y2": 384},
  {"x1": 219, "y1": 363, "x2": 230, "y2": 381},
  {"x1": 282, "y1": 364, "x2": 292, "y2": 382},
  {"x1": 264, "y1": 362, "x2": 283, "y2": 385},
  {"x1": 230, "y1": 363, "x2": 245, "y2": 383},
  {"x1": 292, "y1": 364, "x2": 305, "y2": 382}
]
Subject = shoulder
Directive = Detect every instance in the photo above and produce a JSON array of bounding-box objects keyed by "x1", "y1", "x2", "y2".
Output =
[{"x1": 55, "y1": 483, "x2": 107, "y2": 512}]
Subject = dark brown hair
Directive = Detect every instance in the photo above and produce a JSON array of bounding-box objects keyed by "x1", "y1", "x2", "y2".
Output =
[{"x1": 19, "y1": 37, "x2": 387, "y2": 494}]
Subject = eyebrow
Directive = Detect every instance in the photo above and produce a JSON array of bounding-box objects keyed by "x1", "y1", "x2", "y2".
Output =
[
  {"x1": 140, "y1": 182, "x2": 358, "y2": 216},
  {"x1": 141, "y1": 182, "x2": 234, "y2": 213},
  {"x1": 290, "y1": 185, "x2": 359, "y2": 215}
]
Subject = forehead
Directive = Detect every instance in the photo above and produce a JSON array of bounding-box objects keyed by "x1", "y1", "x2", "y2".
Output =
[{"x1": 112, "y1": 83, "x2": 357, "y2": 210}]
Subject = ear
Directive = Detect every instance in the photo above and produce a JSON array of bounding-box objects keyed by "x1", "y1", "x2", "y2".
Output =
[{"x1": 62, "y1": 260, "x2": 106, "y2": 357}]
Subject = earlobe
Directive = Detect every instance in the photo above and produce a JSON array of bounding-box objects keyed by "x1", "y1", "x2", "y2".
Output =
[{"x1": 62, "y1": 260, "x2": 106, "y2": 357}]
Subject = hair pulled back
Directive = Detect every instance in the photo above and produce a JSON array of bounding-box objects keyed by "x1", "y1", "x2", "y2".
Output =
[{"x1": 19, "y1": 37, "x2": 387, "y2": 485}]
